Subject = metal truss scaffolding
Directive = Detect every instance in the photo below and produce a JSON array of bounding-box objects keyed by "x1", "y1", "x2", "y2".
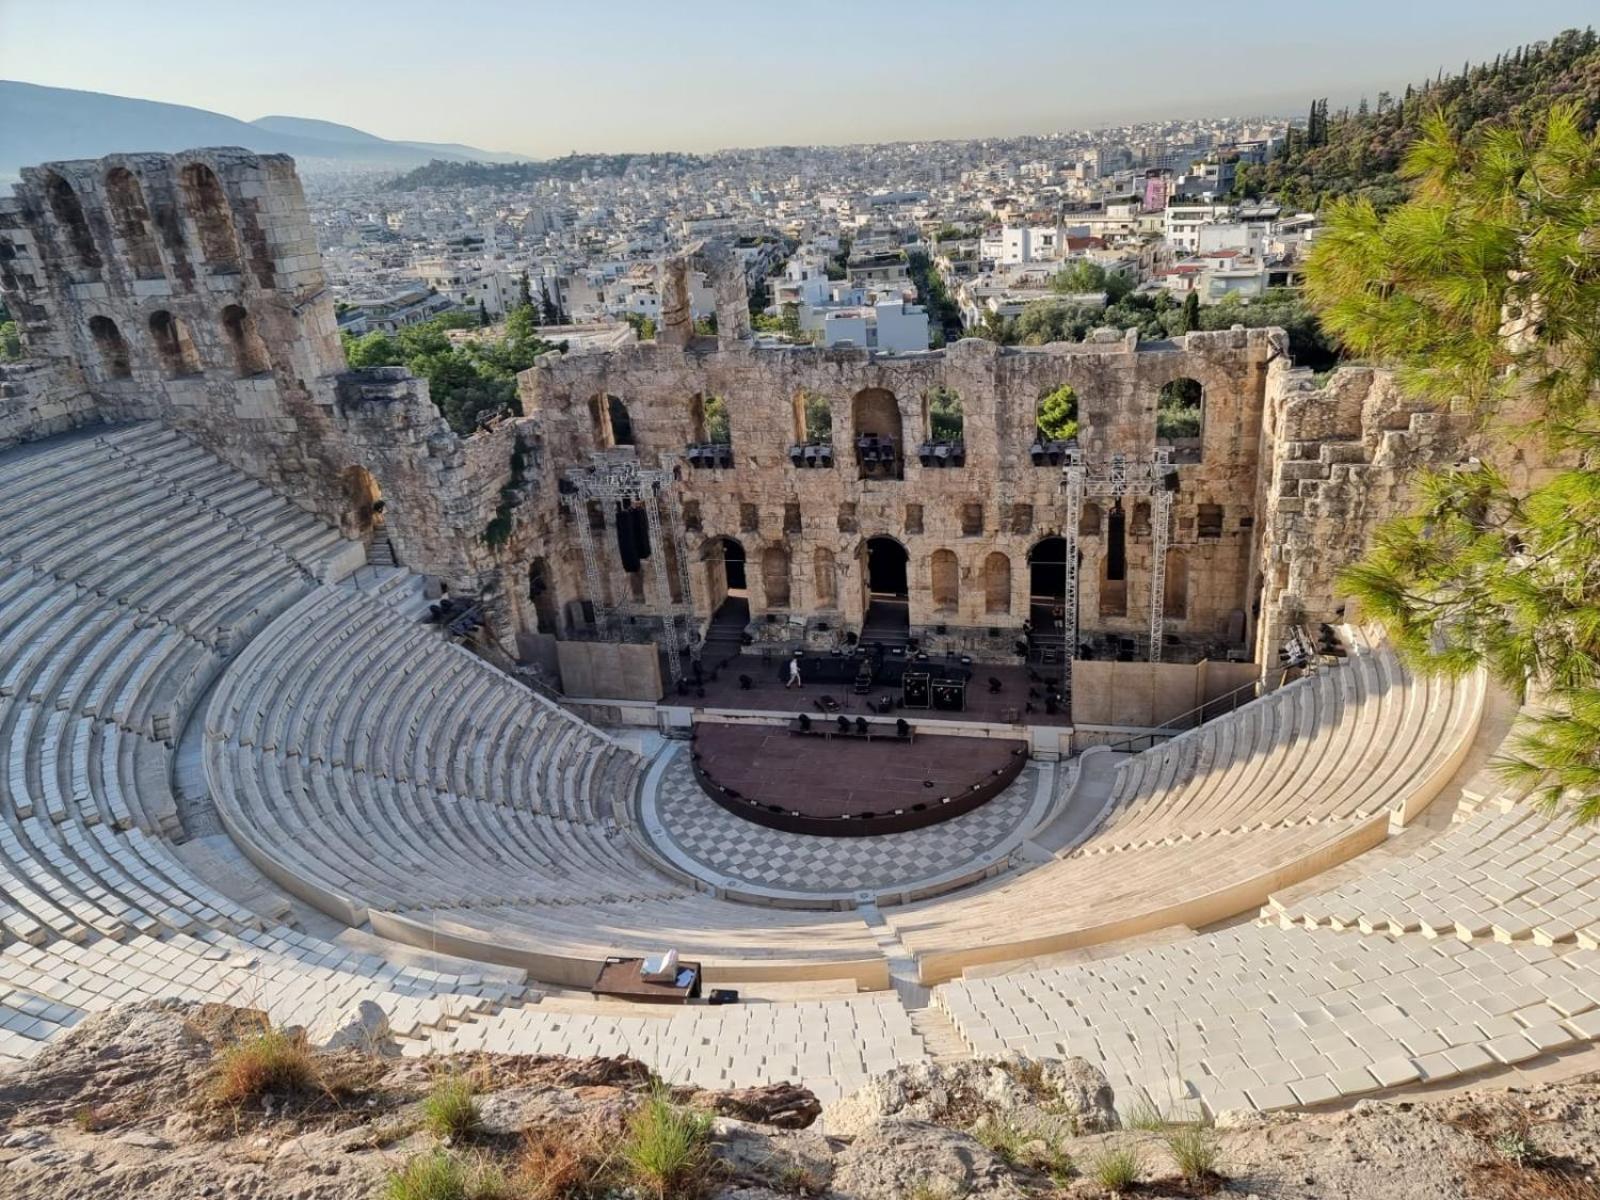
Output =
[
  {"x1": 1060, "y1": 448, "x2": 1175, "y2": 691},
  {"x1": 561, "y1": 451, "x2": 694, "y2": 687}
]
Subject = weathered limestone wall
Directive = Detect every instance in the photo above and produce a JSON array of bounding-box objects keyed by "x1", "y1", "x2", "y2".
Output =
[
  {"x1": 0, "y1": 148, "x2": 355, "y2": 516},
  {"x1": 514, "y1": 326, "x2": 1282, "y2": 657},
  {"x1": 0, "y1": 359, "x2": 100, "y2": 449},
  {"x1": 1250, "y1": 364, "x2": 1474, "y2": 668}
]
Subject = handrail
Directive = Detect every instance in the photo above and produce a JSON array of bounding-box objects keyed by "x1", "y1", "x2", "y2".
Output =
[{"x1": 1101, "y1": 673, "x2": 1265, "y2": 755}]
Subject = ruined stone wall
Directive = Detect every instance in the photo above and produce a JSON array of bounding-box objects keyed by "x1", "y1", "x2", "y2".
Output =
[
  {"x1": 1250, "y1": 364, "x2": 1474, "y2": 669},
  {"x1": 0, "y1": 359, "x2": 100, "y2": 449},
  {"x1": 0, "y1": 147, "x2": 354, "y2": 515},
  {"x1": 512, "y1": 326, "x2": 1283, "y2": 656}
]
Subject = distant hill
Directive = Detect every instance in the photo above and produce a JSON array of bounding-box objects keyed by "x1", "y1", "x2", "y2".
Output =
[
  {"x1": 1236, "y1": 26, "x2": 1600, "y2": 209},
  {"x1": 384, "y1": 153, "x2": 708, "y2": 192},
  {"x1": 0, "y1": 82, "x2": 529, "y2": 181}
]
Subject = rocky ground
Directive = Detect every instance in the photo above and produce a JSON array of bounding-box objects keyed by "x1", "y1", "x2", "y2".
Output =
[{"x1": 0, "y1": 1001, "x2": 1597, "y2": 1199}]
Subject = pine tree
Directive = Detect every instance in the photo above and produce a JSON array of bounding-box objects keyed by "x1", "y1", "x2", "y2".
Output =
[
  {"x1": 1181, "y1": 291, "x2": 1200, "y2": 334},
  {"x1": 1307, "y1": 102, "x2": 1600, "y2": 824},
  {"x1": 517, "y1": 271, "x2": 532, "y2": 310}
]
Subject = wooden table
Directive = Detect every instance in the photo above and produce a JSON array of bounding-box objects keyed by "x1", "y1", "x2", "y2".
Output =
[{"x1": 591, "y1": 956, "x2": 703, "y2": 1005}]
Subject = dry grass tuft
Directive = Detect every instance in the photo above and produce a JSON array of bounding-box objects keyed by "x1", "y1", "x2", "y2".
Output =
[
  {"x1": 514, "y1": 1122, "x2": 609, "y2": 1200},
  {"x1": 211, "y1": 1026, "x2": 321, "y2": 1106}
]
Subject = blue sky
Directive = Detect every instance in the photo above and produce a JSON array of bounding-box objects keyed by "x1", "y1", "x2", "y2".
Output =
[{"x1": 2, "y1": 1, "x2": 1594, "y2": 154}]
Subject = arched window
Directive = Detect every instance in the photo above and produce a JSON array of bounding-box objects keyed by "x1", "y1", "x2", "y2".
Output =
[
  {"x1": 608, "y1": 395, "x2": 634, "y2": 446},
  {"x1": 1101, "y1": 502, "x2": 1128, "y2": 616},
  {"x1": 88, "y1": 316, "x2": 130, "y2": 379},
  {"x1": 1157, "y1": 377, "x2": 1204, "y2": 462},
  {"x1": 984, "y1": 552, "x2": 1011, "y2": 615},
  {"x1": 1078, "y1": 500, "x2": 1103, "y2": 537},
  {"x1": 930, "y1": 548, "x2": 960, "y2": 613},
  {"x1": 528, "y1": 558, "x2": 558, "y2": 633},
  {"x1": 104, "y1": 168, "x2": 164, "y2": 280},
  {"x1": 923, "y1": 386, "x2": 963, "y2": 442},
  {"x1": 814, "y1": 547, "x2": 837, "y2": 608},
  {"x1": 792, "y1": 390, "x2": 831, "y2": 444},
  {"x1": 148, "y1": 311, "x2": 201, "y2": 377},
  {"x1": 1163, "y1": 549, "x2": 1188, "y2": 619},
  {"x1": 761, "y1": 545, "x2": 791, "y2": 608},
  {"x1": 179, "y1": 163, "x2": 241, "y2": 273},
  {"x1": 852, "y1": 387, "x2": 902, "y2": 479},
  {"x1": 43, "y1": 172, "x2": 101, "y2": 271},
  {"x1": 221, "y1": 304, "x2": 270, "y2": 376},
  {"x1": 689, "y1": 393, "x2": 730, "y2": 445},
  {"x1": 1036, "y1": 383, "x2": 1079, "y2": 442}
]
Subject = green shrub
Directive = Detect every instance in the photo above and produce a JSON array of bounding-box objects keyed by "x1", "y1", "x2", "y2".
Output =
[
  {"x1": 620, "y1": 1087, "x2": 713, "y2": 1199},
  {"x1": 1165, "y1": 1124, "x2": 1223, "y2": 1185},
  {"x1": 384, "y1": 1149, "x2": 507, "y2": 1200},
  {"x1": 423, "y1": 1074, "x2": 481, "y2": 1142},
  {"x1": 1086, "y1": 1140, "x2": 1144, "y2": 1195}
]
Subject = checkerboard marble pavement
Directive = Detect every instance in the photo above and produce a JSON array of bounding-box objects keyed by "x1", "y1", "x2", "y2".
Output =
[{"x1": 651, "y1": 755, "x2": 1043, "y2": 894}]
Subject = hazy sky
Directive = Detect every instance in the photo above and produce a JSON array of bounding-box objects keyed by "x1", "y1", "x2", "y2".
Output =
[{"x1": 3, "y1": 1, "x2": 1594, "y2": 155}]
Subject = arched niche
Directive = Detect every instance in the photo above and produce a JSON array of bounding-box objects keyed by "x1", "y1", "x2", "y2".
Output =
[
  {"x1": 930, "y1": 548, "x2": 960, "y2": 614},
  {"x1": 43, "y1": 172, "x2": 101, "y2": 272},
  {"x1": 179, "y1": 163, "x2": 241, "y2": 274},
  {"x1": 1079, "y1": 500, "x2": 1103, "y2": 537},
  {"x1": 148, "y1": 310, "x2": 201, "y2": 377},
  {"x1": 104, "y1": 167, "x2": 164, "y2": 281},
  {"x1": 984, "y1": 551, "x2": 1011, "y2": 615},
  {"x1": 761, "y1": 545, "x2": 791, "y2": 608},
  {"x1": 88, "y1": 315, "x2": 131, "y2": 379},
  {"x1": 813, "y1": 546, "x2": 838, "y2": 608},
  {"x1": 528, "y1": 557, "x2": 559, "y2": 633},
  {"x1": 221, "y1": 304, "x2": 270, "y2": 376},
  {"x1": 1163, "y1": 548, "x2": 1189, "y2": 619}
]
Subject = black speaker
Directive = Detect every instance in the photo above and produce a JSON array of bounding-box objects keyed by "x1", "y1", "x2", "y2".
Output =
[
  {"x1": 931, "y1": 679, "x2": 966, "y2": 711},
  {"x1": 1163, "y1": 469, "x2": 1181, "y2": 492},
  {"x1": 903, "y1": 672, "x2": 930, "y2": 708},
  {"x1": 708, "y1": 988, "x2": 740, "y2": 1005}
]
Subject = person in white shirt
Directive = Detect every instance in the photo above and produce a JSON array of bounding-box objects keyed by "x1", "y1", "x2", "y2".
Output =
[{"x1": 786, "y1": 654, "x2": 803, "y2": 689}]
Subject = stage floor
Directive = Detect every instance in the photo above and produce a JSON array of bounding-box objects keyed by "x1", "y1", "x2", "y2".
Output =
[
  {"x1": 678, "y1": 654, "x2": 1072, "y2": 728},
  {"x1": 692, "y1": 723, "x2": 1026, "y2": 819}
]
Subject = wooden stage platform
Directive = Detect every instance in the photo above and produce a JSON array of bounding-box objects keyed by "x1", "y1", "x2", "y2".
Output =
[{"x1": 690, "y1": 723, "x2": 1029, "y2": 836}]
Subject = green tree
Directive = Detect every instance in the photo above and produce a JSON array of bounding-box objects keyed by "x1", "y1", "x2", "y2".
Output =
[
  {"x1": 341, "y1": 330, "x2": 403, "y2": 368},
  {"x1": 623, "y1": 311, "x2": 657, "y2": 341},
  {"x1": 1182, "y1": 291, "x2": 1201, "y2": 334},
  {"x1": 926, "y1": 386, "x2": 963, "y2": 441},
  {"x1": 539, "y1": 281, "x2": 561, "y2": 325},
  {"x1": 517, "y1": 271, "x2": 532, "y2": 310},
  {"x1": 1036, "y1": 384, "x2": 1079, "y2": 441},
  {"x1": 1308, "y1": 102, "x2": 1600, "y2": 824},
  {"x1": 477, "y1": 299, "x2": 489, "y2": 327},
  {"x1": 0, "y1": 320, "x2": 23, "y2": 362}
]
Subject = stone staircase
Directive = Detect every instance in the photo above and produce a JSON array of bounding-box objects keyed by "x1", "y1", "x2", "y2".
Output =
[{"x1": 701, "y1": 598, "x2": 749, "y2": 673}]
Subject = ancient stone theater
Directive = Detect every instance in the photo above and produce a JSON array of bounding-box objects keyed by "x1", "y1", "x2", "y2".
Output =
[{"x1": 2, "y1": 146, "x2": 1594, "y2": 1119}]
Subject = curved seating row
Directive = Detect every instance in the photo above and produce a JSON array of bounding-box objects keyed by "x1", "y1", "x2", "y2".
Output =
[
  {"x1": 0, "y1": 424, "x2": 523, "y2": 1063},
  {"x1": 1265, "y1": 793, "x2": 1600, "y2": 949},
  {"x1": 203, "y1": 585, "x2": 889, "y2": 988},
  {"x1": 883, "y1": 633, "x2": 1485, "y2": 983},
  {"x1": 935, "y1": 921, "x2": 1600, "y2": 1117}
]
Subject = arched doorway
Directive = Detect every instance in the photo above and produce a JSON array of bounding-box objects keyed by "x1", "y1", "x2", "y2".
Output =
[
  {"x1": 861, "y1": 536, "x2": 910, "y2": 647},
  {"x1": 1028, "y1": 536, "x2": 1070, "y2": 633},
  {"x1": 721, "y1": 536, "x2": 747, "y2": 592},
  {"x1": 702, "y1": 537, "x2": 749, "y2": 668},
  {"x1": 528, "y1": 557, "x2": 558, "y2": 633}
]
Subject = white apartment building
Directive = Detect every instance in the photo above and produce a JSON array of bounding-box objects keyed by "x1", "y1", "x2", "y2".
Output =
[
  {"x1": 820, "y1": 299, "x2": 930, "y2": 354},
  {"x1": 998, "y1": 224, "x2": 1069, "y2": 265},
  {"x1": 1165, "y1": 203, "x2": 1236, "y2": 253}
]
